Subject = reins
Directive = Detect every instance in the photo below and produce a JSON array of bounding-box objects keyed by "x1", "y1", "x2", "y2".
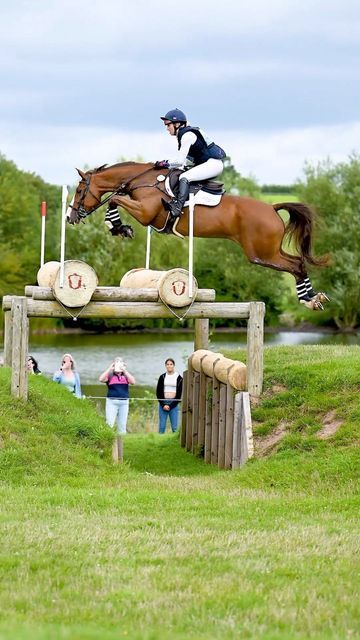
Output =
[{"x1": 73, "y1": 165, "x2": 168, "y2": 219}]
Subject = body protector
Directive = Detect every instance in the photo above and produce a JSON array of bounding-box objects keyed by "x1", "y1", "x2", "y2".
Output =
[{"x1": 177, "y1": 126, "x2": 226, "y2": 165}]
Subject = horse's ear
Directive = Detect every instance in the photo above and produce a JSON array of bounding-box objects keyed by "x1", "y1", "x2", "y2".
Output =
[{"x1": 76, "y1": 168, "x2": 86, "y2": 179}]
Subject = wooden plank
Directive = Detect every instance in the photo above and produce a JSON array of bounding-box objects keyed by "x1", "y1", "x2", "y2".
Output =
[
  {"x1": 11, "y1": 297, "x2": 28, "y2": 400},
  {"x1": 25, "y1": 285, "x2": 216, "y2": 303},
  {"x1": 197, "y1": 370, "x2": 207, "y2": 455},
  {"x1": 19, "y1": 303, "x2": 29, "y2": 400},
  {"x1": 204, "y1": 377, "x2": 212, "y2": 464},
  {"x1": 217, "y1": 383, "x2": 227, "y2": 469},
  {"x1": 3, "y1": 297, "x2": 252, "y2": 319},
  {"x1": 232, "y1": 392, "x2": 243, "y2": 469},
  {"x1": 3, "y1": 310, "x2": 13, "y2": 367},
  {"x1": 194, "y1": 318, "x2": 209, "y2": 350},
  {"x1": 240, "y1": 391, "x2": 254, "y2": 466},
  {"x1": 247, "y1": 301, "x2": 265, "y2": 397},
  {"x1": 191, "y1": 372, "x2": 200, "y2": 452},
  {"x1": 210, "y1": 376, "x2": 220, "y2": 465},
  {"x1": 185, "y1": 361, "x2": 194, "y2": 452},
  {"x1": 224, "y1": 383, "x2": 235, "y2": 469},
  {"x1": 180, "y1": 370, "x2": 188, "y2": 448}
]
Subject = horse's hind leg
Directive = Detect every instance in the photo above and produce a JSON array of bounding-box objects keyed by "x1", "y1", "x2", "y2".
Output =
[{"x1": 246, "y1": 249, "x2": 328, "y2": 310}]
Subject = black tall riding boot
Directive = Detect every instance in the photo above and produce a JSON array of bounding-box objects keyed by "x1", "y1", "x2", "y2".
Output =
[{"x1": 169, "y1": 178, "x2": 190, "y2": 219}]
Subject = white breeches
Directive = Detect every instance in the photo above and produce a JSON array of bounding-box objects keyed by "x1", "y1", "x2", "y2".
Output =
[{"x1": 180, "y1": 159, "x2": 223, "y2": 183}]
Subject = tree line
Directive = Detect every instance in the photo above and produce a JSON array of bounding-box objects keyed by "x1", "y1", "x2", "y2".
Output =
[{"x1": 0, "y1": 153, "x2": 359, "y2": 329}]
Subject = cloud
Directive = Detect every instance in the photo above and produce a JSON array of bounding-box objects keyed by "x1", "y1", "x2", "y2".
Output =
[
  {"x1": 1, "y1": 120, "x2": 358, "y2": 187},
  {"x1": 0, "y1": 0, "x2": 358, "y2": 183}
]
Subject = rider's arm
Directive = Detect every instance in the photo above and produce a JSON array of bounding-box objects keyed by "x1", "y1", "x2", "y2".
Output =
[{"x1": 168, "y1": 131, "x2": 197, "y2": 168}]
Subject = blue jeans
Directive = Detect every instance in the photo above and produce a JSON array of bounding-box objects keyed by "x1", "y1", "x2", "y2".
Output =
[
  {"x1": 106, "y1": 397, "x2": 129, "y2": 434},
  {"x1": 158, "y1": 403, "x2": 179, "y2": 434}
]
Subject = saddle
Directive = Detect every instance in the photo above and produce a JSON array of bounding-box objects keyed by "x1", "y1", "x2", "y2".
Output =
[
  {"x1": 166, "y1": 169, "x2": 224, "y2": 199},
  {"x1": 156, "y1": 169, "x2": 225, "y2": 236}
]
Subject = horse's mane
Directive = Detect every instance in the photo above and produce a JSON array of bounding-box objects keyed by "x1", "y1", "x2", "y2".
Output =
[{"x1": 91, "y1": 161, "x2": 145, "y2": 174}]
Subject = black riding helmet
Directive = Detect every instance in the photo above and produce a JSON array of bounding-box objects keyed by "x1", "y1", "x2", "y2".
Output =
[{"x1": 160, "y1": 108, "x2": 187, "y2": 124}]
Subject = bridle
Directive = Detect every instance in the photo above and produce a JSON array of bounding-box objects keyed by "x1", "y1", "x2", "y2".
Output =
[{"x1": 72, "y1": 165, "x2": 168, "y2": 219}]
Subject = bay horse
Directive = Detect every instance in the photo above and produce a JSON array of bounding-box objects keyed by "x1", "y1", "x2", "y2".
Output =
[{"x1": 68, "y1": 161, "x2": 329, "y2": 310}]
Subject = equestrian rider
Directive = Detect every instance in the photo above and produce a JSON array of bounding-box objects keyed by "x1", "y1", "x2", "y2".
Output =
[{"x1": 155, "y1": 109, "x2": 225, "y2": 219}]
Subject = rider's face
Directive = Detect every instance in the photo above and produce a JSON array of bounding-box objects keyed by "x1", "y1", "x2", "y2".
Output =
[{"x1": 164, "y1": 122, "x2": 176, "y2": 136}]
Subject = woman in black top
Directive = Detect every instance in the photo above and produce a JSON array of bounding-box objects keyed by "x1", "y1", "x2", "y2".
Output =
[{"x1": 156, "y1": 358, "x2": 183, "y2": 434}]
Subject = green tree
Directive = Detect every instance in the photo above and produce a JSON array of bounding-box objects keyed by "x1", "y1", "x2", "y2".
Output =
[
  {"x1": 296, "y1": 154, "x2": 360, "y2": 329},
  {"x1": 0, "y1": 154, "x2": 61, "y2": 299}
]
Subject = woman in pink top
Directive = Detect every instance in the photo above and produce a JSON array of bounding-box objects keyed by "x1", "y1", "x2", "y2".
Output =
[{"x1": 99, "y1": 357, "x2": 135, "y2": 434}]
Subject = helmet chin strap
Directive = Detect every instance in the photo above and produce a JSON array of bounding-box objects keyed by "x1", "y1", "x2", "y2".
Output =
[{"x1": 174, "y1": 122, "x2": 185, "y2": 135}]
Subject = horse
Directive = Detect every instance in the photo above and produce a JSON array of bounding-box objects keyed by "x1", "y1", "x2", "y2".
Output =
[{"x1": 68, "y1": 161, "x2": 329, "y2": 310}]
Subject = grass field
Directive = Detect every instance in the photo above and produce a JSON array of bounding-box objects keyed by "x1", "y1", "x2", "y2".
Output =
[
  {"x1": 260, "y1": 192, "x2": 299, "y2": 204},
  {"x1": 0, "y1": 345, "x2": 359, "y2": 640}
]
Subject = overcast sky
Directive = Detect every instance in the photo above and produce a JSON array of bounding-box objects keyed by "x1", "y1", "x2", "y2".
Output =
[{"x1": 0, "y1": 0, "x2": 359, "y2": 186}]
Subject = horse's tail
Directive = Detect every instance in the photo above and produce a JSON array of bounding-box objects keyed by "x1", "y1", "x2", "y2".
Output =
[{"x1": 274, "y1": 202, "x2": 329, "y2": 267}]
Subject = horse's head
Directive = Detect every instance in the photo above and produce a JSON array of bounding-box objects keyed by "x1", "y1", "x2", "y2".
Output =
[{"x1": 67, "y1": 168, "x2": 103, "y2": 225}]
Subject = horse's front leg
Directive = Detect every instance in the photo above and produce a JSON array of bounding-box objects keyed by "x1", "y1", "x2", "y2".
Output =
[
  {"x1": 110, "y1": 195, "x2": 155, "y2": 226},
  {"x1": 105, "y1": 203, "x2": 134, "y2": 239}
]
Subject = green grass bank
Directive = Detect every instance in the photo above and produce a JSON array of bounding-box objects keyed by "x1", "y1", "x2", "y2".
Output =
[{"x1": 0, "y1": 345, "x2": 359, "y2": 640}]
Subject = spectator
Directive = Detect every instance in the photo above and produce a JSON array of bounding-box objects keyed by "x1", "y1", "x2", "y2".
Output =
[
  {"x1": 53, "y1": 353, "x2": 82, "y2": 398},
  {"x1": 156, "y1": 358, "x2": 183, "y2": 434},
  {"x1": 99, "y1": 357, "x2": 135, "y2": 434},
  {"x1": 27, "y1": 355, "x2": 41, "y2": 375}
]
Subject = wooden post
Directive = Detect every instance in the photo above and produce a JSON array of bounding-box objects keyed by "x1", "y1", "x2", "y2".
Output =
[
  {"x1": 186, "y1": 359, "x2": 194, "y2": 451},
  {"x1": 247, "y1": 301, "x2": 265, "y2": 397},
  {"x1": 11, "y1": 296, "x2": 29, "y2": 400},
  {"x1": 194, "y1": 318, "x2": 209, "y2": 351},
  {"x1": 191, "y1": 371, "x2": 200, "y2": 452},
  {"x1": 197, "y1": 367, "x2": 207, "y2": 454},
  {"x1": 217, "y1": 383, "x2": 227, "y2": 469},
  {"x1": 4, "y1": 309, "x2": 13, "y2": 366},
  {"x1": 232, "y1": 392, "x2": 243, "y2": 469},
  {"x1": 224, "y1": 383, "x2": 234, "y2": 469},
  {"x1": 211, "y1": 376, "x2": 220, "y2": 465},
  {"x1": 240, "y1": 392, "x2": 254, "y2": 465},
  {"x1": 180, "y1": 369, "x2": 188, "y2": 448},
  {"x1": 204, "y1": 377, "x2": 212, "y2": 463},
  {"x1": 112, "y1": 436, "x2": 124, "y2": 463}
]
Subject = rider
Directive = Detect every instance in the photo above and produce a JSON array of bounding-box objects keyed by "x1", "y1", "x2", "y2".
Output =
[{"x1": 155, "y1": 109, "x2": 226, "y2": 219}]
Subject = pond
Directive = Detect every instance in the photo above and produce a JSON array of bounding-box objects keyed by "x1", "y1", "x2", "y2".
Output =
[{"x1": 17, "y1": 329, "x2": 360, "y2": 386}]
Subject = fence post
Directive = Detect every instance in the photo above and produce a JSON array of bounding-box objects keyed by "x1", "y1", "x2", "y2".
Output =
[
  {"x1": 4, "y1": 309, "x2": 13, "y2": 367},
  {"x1": 240, "y1": 392, "x2": 254, "y2": 465},
  {"x1": 224, "y1": 383, "x2": 234, "y2": 469},
  {"x1": 247, "y1": 301, "x2": 265, "y2": 397},
  {"x1": 191, "y1": 371, "x2": 200, "y2": 452},
  {"x1": 211, "y1": 375, "x2": 220, "y2": 465},
  {"x1": 217, "y1": 383, "x2": 227, "y2": 469},
  {"x1": 186, "y1": 358, "x2": 194, "y2": 451},
  {"x1": 11, "y1": 296, "x2": 29, "y2": 400},
  {"x1": 204, "y1": 376, "x2": 212, "y2": 463},
  {"x1": 180, "y1": 369, "x2": 188, "y2": 448},
  {"x1": 194, "y1": 318, "x2": 209, "y2": 350}
]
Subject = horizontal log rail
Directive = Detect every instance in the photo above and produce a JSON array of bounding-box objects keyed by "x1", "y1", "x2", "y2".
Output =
[
  {"x1": 3, "y1": 297, "x2": 255, "y2": 319},
  {"x1": 24, "y1": 285, "x2": 216, "y2": 303}
]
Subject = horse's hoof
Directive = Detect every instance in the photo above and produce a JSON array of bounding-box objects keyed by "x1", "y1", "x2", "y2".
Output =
[
  {"x1": 121, "y1": 225, "x2": 134, "y2": 239},
  {"x1": 317, "y1": 292, "x2": 330, "y2": 303},
  {"x1": 300, "y1": 298, "x2": 323, "y2": 311}
]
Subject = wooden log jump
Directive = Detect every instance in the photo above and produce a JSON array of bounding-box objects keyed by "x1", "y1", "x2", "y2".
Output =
[
  {"x1": 24, "y1": 285, "x2": 216, "y2": 303},
  {"x1": 2, "y1": 289, "x2": 264, "y2": 402},
  {"x1": 181, "y1": 349, "x2": 254, "y2": 469}
]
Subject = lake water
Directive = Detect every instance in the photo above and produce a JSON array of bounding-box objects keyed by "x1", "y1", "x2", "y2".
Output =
[{"x1": 13, "y1": 330, "x2": 360, "y2": 386}]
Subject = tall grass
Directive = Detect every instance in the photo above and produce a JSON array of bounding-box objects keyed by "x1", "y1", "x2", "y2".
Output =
[{"x1": 0, "y1": 345, "x2": 359, "y2": 639}]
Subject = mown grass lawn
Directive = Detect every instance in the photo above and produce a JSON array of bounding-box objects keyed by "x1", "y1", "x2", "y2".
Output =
[{"x1": 0, "y1": 346, "x2": 359, "y2": 640}]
